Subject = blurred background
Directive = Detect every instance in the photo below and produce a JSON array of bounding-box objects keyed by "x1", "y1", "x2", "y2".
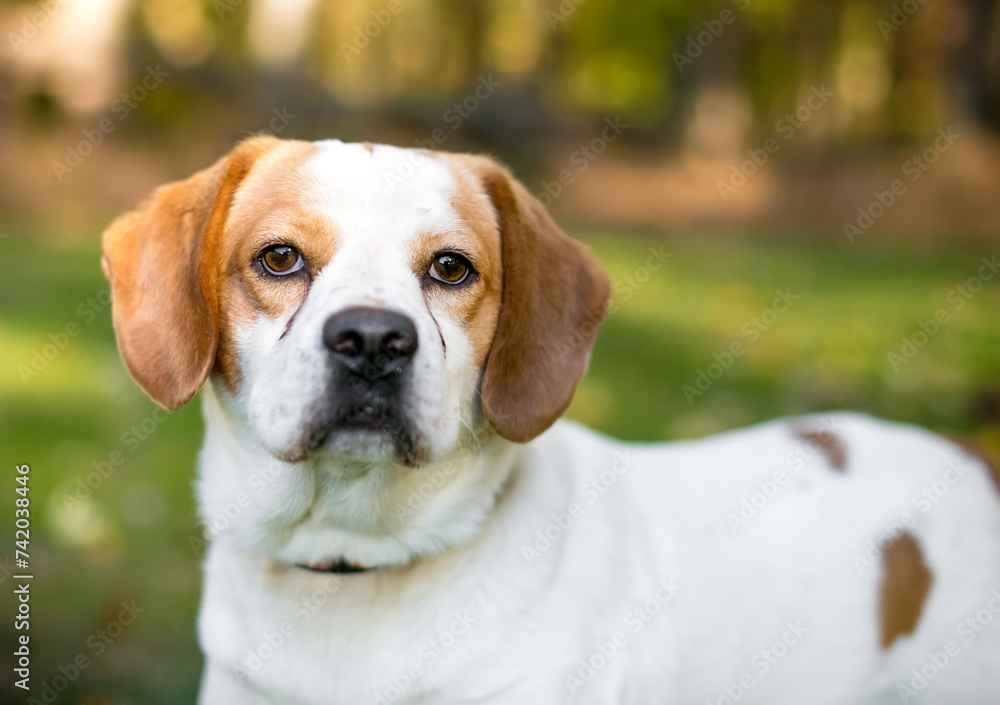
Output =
[{"x1": 1, "y1": 0, "x2": 998, "y2": 702}]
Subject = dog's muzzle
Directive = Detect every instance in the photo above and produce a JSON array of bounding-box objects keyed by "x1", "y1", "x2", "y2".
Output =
[{"x1": 313, "y1": 306, "x2": 420, "y2": 462}]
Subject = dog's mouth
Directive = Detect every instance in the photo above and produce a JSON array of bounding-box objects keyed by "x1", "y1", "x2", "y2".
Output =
[
  {"x1": 299, "y1": 396, "x2": 419, "y2": 466},
  {"x1": 338, "y1": 407, "x2": 391, "y2": 431}
]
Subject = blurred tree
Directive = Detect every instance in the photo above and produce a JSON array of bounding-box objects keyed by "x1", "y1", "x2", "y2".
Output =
[
  {"x1": 1, "y1": 0, "x2": 998, "y2": 152},
  {"x1": 961, "y1": 0, "x2": 1000, "y2": 131}
]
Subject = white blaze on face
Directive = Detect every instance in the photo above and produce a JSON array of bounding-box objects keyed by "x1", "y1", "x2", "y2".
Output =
[{"x1": 235, "y1": 141, "x2": 483, "y2": 466}]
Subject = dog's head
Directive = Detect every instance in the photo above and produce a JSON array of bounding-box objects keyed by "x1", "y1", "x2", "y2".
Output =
[{"x1": 102, "y1": 137, "x2": 610, "y2": 470}]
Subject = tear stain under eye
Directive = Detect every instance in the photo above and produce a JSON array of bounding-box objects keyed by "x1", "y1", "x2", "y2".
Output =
[
  {"x1": 427, "y1": 308, "x2": 446, "y2": 356},
  {"x1": 279, "y1": 284, "x2": 312, "y2": 340},
  {"x1": 280, "y1": 302, "x2": 304, "y2": 340}
]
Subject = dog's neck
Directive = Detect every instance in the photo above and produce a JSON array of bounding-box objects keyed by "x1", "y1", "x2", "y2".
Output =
[{"x1": 195, "y1": 382, "x2": 519, "y2": 571}]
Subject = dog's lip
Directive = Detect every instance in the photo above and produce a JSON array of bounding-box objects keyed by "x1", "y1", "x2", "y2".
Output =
[{"x1": 337, "y1": 408, "x2": 388, "y2": 431}]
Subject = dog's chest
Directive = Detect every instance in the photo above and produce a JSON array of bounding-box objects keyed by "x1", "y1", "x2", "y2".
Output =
[{"x1": 200, "y1": 550, "x2": 593, "y2": 704}]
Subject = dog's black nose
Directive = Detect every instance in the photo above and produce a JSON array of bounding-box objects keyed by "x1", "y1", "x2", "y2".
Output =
[{"x1": 322, "y1": 307, "x2": 418, "y2": 378}]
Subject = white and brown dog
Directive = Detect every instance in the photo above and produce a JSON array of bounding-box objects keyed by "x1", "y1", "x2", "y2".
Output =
[{"x1": 102, "y1": 136, "x2": 1000, "y2": 705}]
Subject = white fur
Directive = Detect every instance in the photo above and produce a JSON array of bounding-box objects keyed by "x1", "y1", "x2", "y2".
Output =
[{"x1": 193, "y1": 142, "x2": 1000, "y2": 704}]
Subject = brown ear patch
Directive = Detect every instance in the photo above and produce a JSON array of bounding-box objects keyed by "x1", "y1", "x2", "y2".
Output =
[
  {"x1": 102, "y1": 135, "x2": 281, "y2": 409},
  {"x1": 791, "y1": 425, "x2": 847, "y2": 471},
  {"x1": 474, "y1": 160, "x2": 611, "y2": 442},
  {"x1": 879, "y1": 532, "x2": 934, "y2": 649}
]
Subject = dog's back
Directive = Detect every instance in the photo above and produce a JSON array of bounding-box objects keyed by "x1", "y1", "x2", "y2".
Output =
[{"x1": 532, "y1": 413, "x2": 1000, "y2": 704}]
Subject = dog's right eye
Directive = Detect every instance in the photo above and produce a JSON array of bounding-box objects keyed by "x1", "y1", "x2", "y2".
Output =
[
  {"x1": 429, "y1": 253, "x2": 472, "y2": 285},
  {"x1": 260, "y1": 245, "x2": 304, "y2": 276}
]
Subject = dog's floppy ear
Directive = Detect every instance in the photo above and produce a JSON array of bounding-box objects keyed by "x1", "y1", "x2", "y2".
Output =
[
  {"x1": 101, "y1": 136, "x2": 278, "y2": 410},
  {"x1": 477, "y1": 161, "x2": 611, "y2": 442}
]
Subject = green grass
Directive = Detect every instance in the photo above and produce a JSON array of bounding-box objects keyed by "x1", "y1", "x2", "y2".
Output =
[
  {"x1": 1, "y1": 227, "x2": 998, "y2": 703},
  {"x1": 575, "y1": 233, "x2": 1000, "y2": 441}
]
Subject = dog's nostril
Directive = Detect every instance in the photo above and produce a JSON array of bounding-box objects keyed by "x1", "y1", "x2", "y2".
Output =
[
  {"x1": 328, "y1": 330, "x2": 364, "y2": 357},
  {"x1": 383, "y1": 331, "x2": 417, "y2": 359},
  {"x1": 323, "y1": 307, "x2": 419, "y2": 374}
]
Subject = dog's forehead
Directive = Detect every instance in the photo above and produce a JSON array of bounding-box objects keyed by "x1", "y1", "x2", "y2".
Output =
[{"x1": 298, "y1": 140, "x2": 464, "y2": 243}]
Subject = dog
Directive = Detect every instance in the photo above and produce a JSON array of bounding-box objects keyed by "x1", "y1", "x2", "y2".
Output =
[{"x1": 102, "y1": 136, "x2": 1000, "y2": 704}]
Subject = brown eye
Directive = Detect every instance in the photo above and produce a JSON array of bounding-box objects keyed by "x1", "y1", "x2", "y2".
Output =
[
  {"x1": 261, "y1": 245, "x2": 304, "y2": 276},
  {"x1": 429, "y1": 253, "x2": 472, "y2": 285}
]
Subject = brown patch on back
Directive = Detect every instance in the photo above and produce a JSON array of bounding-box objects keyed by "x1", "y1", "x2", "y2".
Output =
[
  {"x1": 360, "y1": 141, "x2": 374, "y2": 153},
  {"x1": 879, "y1": 532, "x2": 934, "y2": 649},
  {"x1": 791, "y1": 425, "x2": 847, "y2": 471}
]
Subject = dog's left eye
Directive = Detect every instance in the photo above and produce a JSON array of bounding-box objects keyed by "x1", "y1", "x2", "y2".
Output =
[
  {"x1": 429, "y1": 253, "x2": 472, "y2": 285},
  {"x1": 260, "y1": 245, "x2": 304, "y2": 276}
]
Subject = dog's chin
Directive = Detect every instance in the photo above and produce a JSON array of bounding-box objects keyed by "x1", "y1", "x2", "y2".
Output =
[{"x1": 319, "y1": 427, "x2": 409, "y2": 466}]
